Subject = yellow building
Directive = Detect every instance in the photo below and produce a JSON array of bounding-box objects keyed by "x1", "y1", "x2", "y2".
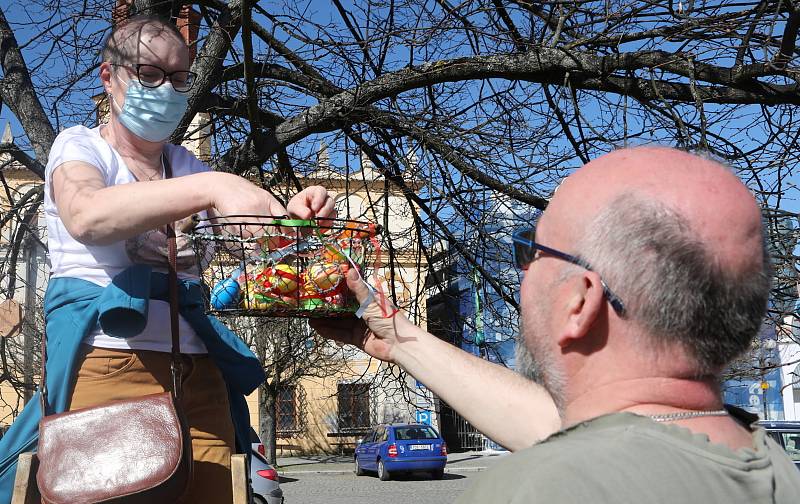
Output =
[
  {"x1": 257, "y1": 147, "x2": 431, "y2": 455},
  {"x1": 0, "y1": 122, "x2": 47, "y2": 431}
]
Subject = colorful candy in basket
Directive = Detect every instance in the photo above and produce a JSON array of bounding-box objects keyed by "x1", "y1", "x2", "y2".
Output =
[{"x1": 209, "y1": 220, "x2": 378, "y2": 316}]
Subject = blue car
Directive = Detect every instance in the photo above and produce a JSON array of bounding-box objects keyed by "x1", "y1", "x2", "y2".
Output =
[{"x1": 354, "y1": 423, "x2": 447, "y2": 481}]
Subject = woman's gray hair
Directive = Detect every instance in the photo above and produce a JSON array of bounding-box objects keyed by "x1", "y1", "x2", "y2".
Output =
[
  {"x1": 102, "y1": 14, "x2": 185, "y2": 65},
  {"x1": 574, "y1": 193, "x2": 771, "y2": 374}
]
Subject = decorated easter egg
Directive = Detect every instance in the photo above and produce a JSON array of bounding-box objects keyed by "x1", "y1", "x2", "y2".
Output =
[
  {"x1": 251, "y1": 265, "x2": 277, "y2": 294},
  {"x1": 241, "y1": 292, "x2": 257, "y2": 310},
  {"x1": 241, "y1": 280, "x2": 275, "y2": 310},
  {"x1": 299, "y1": 277, "x2": 322, "y2": 310},
  {"x1": 307, "y1": 262, "x2": 342, "y2": 291},
  {"x1": 210, "y1": 277, "x2": 240, "y2": 309},
  {"x1": 269, "y1": 264, "x2": 300, "y2": 294}
]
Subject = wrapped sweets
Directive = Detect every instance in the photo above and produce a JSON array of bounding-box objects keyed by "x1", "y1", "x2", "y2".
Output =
[{"x1": 299, "y1": 277, "x2": 324, "y2": 310}]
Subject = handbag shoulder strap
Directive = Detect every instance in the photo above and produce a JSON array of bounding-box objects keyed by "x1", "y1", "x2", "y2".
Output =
[
  {"x1": 162, "y1": 151, "x2": 183, "y2": 400},
  {"x1": 39, "y1": 151, "x2": 184, "y2": 418}
]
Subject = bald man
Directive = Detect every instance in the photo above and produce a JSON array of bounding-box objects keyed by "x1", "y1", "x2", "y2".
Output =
[{"x1": 312, "y1": 146, "x2": 800, "y2": 502}]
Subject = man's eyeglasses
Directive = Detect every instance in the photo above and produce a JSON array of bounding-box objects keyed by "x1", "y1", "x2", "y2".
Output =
[
  {"x1": 512, "y1": 228, "x2": 626, "y2": 316},
  {"x1": 112, "y1": 63, "x2": 197, "y2": 93}
]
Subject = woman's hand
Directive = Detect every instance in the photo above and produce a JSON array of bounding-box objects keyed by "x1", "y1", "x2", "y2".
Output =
[
  {"x1": 210, "y1": 173, "x2": 288, "y2": 220},
  {"x1": 287, "y1": 186, "x2": 336, "y2": 228}
]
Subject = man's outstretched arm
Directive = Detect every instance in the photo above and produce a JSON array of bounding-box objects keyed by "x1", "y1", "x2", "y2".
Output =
[{"x1": 311, "y1": 270, "x2": 561, "y2": 451}]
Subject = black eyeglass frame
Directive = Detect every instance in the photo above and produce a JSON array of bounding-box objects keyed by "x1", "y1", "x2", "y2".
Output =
[
  {"x1": 111, "y1": 63, "x2": 197, "y2": 93},
  {"x1": 512, "y1": 228, "x2": 626, "y2": 316}
]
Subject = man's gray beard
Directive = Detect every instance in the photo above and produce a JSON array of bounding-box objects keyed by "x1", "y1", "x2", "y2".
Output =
[
  {"x1": 515, "y1": 320, "x2": 566, "y2": 414},
  {"x1": 515, "y1": 337, "x2": 545, "y2": 384}
]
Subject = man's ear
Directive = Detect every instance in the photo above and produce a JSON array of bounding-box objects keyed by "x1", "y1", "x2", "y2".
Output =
[
  {"x1": 99, "y1": 62, "x2": 114, "y2": 94},
  {"x1": 556, "y1": 271, "x2": 605, "y2": 349}
]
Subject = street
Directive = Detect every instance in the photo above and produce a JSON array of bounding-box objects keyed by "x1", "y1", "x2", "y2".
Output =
[
  {"x1": 276, "y1": 451, "x2": 506, "y2": 504},
  {"x1": 279, "y1": 470, "x2": 478, "y2": 504}
]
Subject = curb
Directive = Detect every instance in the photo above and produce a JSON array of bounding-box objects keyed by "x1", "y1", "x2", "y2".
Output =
[{"x1": 279, "y1": 466, "x2": 489, "y2": 476}]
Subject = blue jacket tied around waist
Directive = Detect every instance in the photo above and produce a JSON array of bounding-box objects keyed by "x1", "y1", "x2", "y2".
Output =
[{"x1": 0, "y1": 264, "x2": 266, "y2": 503}]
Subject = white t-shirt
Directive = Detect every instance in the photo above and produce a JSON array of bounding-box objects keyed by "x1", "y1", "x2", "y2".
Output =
[{"x1": 44, "y1": 125, "x2": 210, "y2": 354}]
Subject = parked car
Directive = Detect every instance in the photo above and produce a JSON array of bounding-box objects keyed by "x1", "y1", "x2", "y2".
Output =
[
  {"x1": 354, "y1": 423, "x2": 447, "y2": 481},
  {"x1": 249, "y1": 428, "x2": 285, "y2": 504},
  {"x1": 758, "y1": 420, "x2": 800, "y2": 470}
]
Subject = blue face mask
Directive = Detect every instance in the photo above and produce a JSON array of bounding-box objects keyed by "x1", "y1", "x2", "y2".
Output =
[{"x1": 111, "y1": 74, "x2": 189, "y2": 142}]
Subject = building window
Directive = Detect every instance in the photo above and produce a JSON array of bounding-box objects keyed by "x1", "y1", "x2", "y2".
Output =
[
  {"x1": 337, "y1": 382, "x2": 371, "y2": 431},
  {"x1": 276, "y1": 385, "x2": 305, "y2": 438}
]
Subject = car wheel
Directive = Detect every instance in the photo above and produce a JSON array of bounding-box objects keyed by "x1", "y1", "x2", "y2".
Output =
[
  {"x1": 431, "y1": 469, "x2": 444, "y2": 480},
  {"x1": 253, "y1": 495, "x2": 267, "y2": 504},
  {"x1": 378, "y1": 459, "x2": 391, "y2": 481},
  {"x1": 354, "y1": 456, "x2": 365, "y2": 476}
]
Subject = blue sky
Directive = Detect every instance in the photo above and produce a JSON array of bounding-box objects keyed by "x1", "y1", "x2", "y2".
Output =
[{"x1": 2, "y1": 3, "x2": 799, "y2": 221}]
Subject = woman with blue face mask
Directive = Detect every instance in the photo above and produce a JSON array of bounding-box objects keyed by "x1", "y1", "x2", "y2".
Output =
[{"x1": 0, "y1": 13, "x2": 335, "y2": 504}]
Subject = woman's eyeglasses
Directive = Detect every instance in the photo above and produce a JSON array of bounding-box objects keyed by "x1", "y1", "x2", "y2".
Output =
[
  {"x1": 512, "y1": 228, "x2": 626, "y2": 316},
  {"x1": 112, "y1": 63, "x2": 197, "y2": 93}
]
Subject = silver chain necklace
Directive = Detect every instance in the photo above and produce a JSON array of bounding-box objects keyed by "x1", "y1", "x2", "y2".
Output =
[
  {"x1": 647, "y1": 409, "x2": 729, "y2": 423},
  {"x1": 128, "y1": 154, "x2": 165, "y2": 182}
]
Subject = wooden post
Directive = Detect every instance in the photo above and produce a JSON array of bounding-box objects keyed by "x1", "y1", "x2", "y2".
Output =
[
  {"x1": 11, "y1": 453, "x2": 40, "y2": 504},
  {"x1": 230, "y1": 454, "x2": 249, "y2": 504}
]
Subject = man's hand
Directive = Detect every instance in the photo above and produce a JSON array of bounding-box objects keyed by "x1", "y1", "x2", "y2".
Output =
[
  {"x1": 314, "y1": 262, "x2": 562, "y2": 451},
  {"x1": 310, "y1": 269, "x2": 409, "y2": 363}
]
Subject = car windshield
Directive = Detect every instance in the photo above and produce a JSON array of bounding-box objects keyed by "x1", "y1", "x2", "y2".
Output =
[{"x1": 394, "y1": 426, "x2": 438, "y2": 440}]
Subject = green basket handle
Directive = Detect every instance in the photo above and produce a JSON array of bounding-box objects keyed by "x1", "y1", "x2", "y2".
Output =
[{"x1": 269, "y1": 218, "x2": 317, "y2": 227}]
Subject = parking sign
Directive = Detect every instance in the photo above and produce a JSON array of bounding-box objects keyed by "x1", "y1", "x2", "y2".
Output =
[{"x1": 415, "y1": 410, "x2": 431, "y2": 425}]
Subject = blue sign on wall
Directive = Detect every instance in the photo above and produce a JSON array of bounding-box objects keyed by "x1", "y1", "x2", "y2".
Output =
[
  {"x1": 723, "y1": 327, "x2": 785, "y2": 420},
  {"x1": 415, "y1": 410, "x2": 432, "y2": 425},
  {"x1": 723, "y1": 373, "x2": 785, "y2": 420}
]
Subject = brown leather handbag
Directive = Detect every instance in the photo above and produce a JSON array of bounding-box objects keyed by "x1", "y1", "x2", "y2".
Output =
[{"x1": 36, "y1": 154, "x2": 193, "y2": 503}]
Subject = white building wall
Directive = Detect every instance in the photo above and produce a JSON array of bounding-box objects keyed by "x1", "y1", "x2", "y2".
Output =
[
  {"x1": 779, "y1": 314, "x2": 800, "y2": 420},
  {"x1": 780, "y1": 342, "x2": 800, "y2": 420}
]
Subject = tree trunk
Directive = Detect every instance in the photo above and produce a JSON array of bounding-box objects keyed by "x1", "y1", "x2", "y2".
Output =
[{"x1": 259, "y1": 382, "x2": 278, "y2": 466}]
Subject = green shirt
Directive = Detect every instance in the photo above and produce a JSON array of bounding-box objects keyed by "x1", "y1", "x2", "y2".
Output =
[{"x1": 456, "y1": 413, "x2": 800, "y2": 503}]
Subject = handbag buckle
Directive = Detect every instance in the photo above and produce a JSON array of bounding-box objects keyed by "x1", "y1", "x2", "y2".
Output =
[{"x1": 171, "y1": 358, "x2": 183, "y2": 399}]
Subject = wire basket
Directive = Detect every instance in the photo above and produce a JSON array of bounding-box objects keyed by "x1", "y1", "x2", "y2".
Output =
[{"x1": 189, "y1": 216, "x2": 380, "y2": 318}]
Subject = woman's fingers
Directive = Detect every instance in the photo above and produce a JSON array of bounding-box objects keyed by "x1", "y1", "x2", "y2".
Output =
[{"x1": 287, "y1": 186, "x2": 335, "y2": 220}]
